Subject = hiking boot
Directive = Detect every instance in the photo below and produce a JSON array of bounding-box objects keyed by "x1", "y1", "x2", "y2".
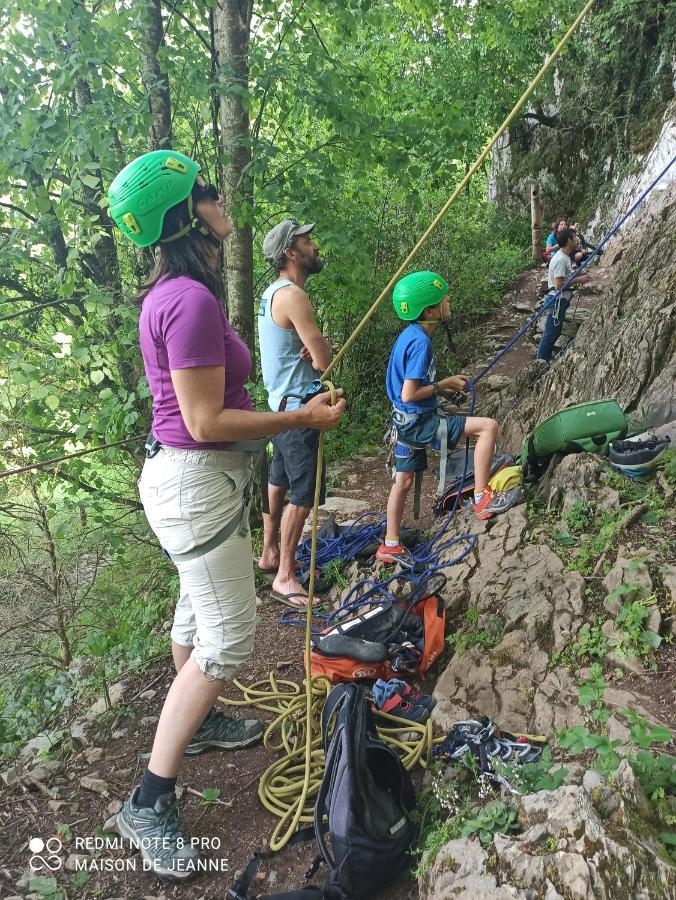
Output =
[
  {"x1": 375, "y1": 543, "x2": 408, "y2": 564},
  {"x1": 116, "y1": 788, "x2": 199, "y2": 880},
  {"x1": 185, "y1": 709, "x2": 264, "y2": 756},
  {"x1": 472, "y1": 487, "x2": 513, "y2": 521}
]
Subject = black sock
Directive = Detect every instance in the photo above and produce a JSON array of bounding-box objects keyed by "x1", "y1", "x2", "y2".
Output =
[{"x1": 136, "y1": 768, "x2": 177, "y2": 809}]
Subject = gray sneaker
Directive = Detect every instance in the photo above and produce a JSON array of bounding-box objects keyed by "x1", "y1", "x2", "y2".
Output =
[
  {"x1": 185, "y1": 708, "x2": 264, "y2": 756},
  {"x1": 116, "y1": 789, "x2": 199, "y2": 880},
  {"x1": 472, "y1": 487, "x2": 516, "y2": 520}
]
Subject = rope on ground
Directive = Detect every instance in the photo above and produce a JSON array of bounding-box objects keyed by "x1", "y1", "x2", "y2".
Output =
[{"x1": 222, "y1": 674, "x2": 433, "y2": 837}]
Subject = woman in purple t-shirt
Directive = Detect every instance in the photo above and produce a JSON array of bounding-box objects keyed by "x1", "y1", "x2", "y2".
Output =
[{"x1": 107, "y1": 150, "x2": 344, "y2": 877}]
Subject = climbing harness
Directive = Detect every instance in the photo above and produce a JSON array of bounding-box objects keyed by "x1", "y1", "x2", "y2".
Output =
[
  {"x1": 144, "y1": 431, "x2": 269, "y2": 563},
  {"x1": 385, "y1": 408, "x2": 451, "y2": 517}
]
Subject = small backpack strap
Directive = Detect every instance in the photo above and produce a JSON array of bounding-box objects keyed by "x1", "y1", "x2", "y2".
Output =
[{"x1": 320, "y1": 683, "x2": 354, "y2": 753}]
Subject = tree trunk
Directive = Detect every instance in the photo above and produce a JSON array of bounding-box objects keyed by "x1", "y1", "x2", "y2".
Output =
[
  {"x1": 213, "y1": 0, "x2": 255, "y2": 355},
  {"x1": 139, "y1": 0, "x2": 173, "y2": 150}
]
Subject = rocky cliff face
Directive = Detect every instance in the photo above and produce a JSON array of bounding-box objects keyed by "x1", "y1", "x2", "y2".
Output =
[
  {"x1": 490, "y1": 182, "x2": 676, "y2": 454},
  {"x1": 489, "y1": 3, "x2": 675, "y2": 238}
]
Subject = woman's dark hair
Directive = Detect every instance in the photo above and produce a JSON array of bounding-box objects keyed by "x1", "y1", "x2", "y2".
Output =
[{"x1": 134, "y1": 185, "x2": 223, "y2": 304}]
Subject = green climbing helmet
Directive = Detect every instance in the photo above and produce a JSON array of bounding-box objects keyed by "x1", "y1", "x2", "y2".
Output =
[
  {"x1": 392, "y1": 270, "x2": 449, "y2": 321},
  {"x1": 107, "y1": 150, "x2": 201, "y2": 248}
]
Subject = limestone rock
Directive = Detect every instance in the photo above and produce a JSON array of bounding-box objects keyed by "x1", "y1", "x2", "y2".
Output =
[
  {"x1": 1, "y1": 765, "x2": 22, "y2": 787},
  {"x1": 422, "y1": 782, "x2": 676, "y2": 900},
  {"x1": 85, "y1": 747, "x2": 105, "y2": 764},
  {"x1": 420, "y1": 837, "x2": 522, "y2": 900},
  {"x1": 85, "y1": 682, "x2": 127, "y2": 721},
  {"x1": 499, "y1": 193, "x2": 676, "y2": 454},
  {"x1": 603, "y1": 550, "x2": 653, "y2": 611},
  {"x1": 80, "y1": 775, "x2": 109, "y2": 796},
  {"x1": 541, "y1": 453, "x2": 619, "y2": 516},
  {"x1": 20, "y1": 730, "x2": 64, "y2": 762},
  {"x1": 318, "y1": 496, "x2": 370, "y2": 517},
  {"x1": 531, "y1": 667, "x2": 584, "y2": 735},
  {"x1": 65, "y1": 854, "x2": 90, "y2": 872}
]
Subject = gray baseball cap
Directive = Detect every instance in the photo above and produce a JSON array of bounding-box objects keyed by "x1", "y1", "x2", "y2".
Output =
[{"x1": 263, "y1": 219, "x2": 315, "y2": 263}]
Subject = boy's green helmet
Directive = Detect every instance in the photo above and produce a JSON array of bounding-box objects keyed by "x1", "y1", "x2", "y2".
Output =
[
  {"x1": 107, "y1": 150, "x2": 201, "y2": 248},
  {"x1": 392, "y1": 271, "x2": 449, "y2": 321}
]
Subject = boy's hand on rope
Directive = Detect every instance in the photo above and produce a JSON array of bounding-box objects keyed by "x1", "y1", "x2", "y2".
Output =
[
  {"x1": 303, "y1": 388, "x2": 346, "y2": 431},
  {"x1": 438, "y1": 374, "x2": 470, "y2": 395}
]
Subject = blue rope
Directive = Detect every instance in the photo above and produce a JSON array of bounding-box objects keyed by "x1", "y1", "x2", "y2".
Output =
[{"x1": 285, "y1": 153, "x2": 676, "y2": 632}]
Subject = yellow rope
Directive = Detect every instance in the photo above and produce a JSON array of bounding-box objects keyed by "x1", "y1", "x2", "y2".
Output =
[{"x1": 226, "y1": 0, "x2": 595, "y2": 853}]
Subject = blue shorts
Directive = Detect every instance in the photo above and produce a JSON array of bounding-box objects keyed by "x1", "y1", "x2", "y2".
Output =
[{"x1": 394, "y1": 414, "x2": 466, "y2": 473}]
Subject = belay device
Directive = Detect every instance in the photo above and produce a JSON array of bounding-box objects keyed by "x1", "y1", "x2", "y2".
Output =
[
  {"x1": 521, "y1": 399, "x2": 628, "y2": 480},
  {"x1": 310, "y1": 575, "x2": 446, "y2": 684}
]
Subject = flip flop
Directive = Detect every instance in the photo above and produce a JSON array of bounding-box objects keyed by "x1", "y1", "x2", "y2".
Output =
[
  {"x1": 254, "y1": 556, "x2": 278, "y2": 574},
  {"x1": 271, "y1": 591, "x2": 323, "y2": 609}
]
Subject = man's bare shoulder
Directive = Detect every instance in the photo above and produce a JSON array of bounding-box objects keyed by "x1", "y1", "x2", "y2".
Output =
[{"x1": 274, "y1": 282, "x2": 309, "y2": 306}]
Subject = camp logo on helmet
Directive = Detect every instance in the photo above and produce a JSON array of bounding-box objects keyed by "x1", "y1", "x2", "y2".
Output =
[
  {"x1": 400, "y1": 302, "x2": 409, "y2": 314},
  {"x1": 135, "y1": 179, "x2": 175, "y2": 211},
  {"x1": 586, "y1": 411, "x2": 597, "y2": 416}
]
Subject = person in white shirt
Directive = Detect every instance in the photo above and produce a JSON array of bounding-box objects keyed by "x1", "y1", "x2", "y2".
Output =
[{"x1": 536, "y1": 227, "x2": 590, "y2": 362}]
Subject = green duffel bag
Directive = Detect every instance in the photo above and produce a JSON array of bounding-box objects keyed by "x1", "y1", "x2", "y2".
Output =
[{"x1": 521, "y1": 399, "x2": 628, "y2": 479}]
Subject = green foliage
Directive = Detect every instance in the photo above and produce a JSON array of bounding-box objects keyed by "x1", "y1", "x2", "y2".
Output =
[
  {"x1": 200, "y1": 787, "x2": 222, "y2": 804},
  {"x1": 28, "y1": 877, "x2": 62, "y2": 900},
  {"x1": 447, "y1": 607, "x2": 503, "y2": 656},
  {"x1": 559, "y1": 686, "x2": 675, "y2": 802},
  {"x1": 573, "y1": 622, "x2": 609, "y2": 660},
  {"x1": 493, "y1": 746, "x2": 568, "y2": 794},
  {"x1": 460, "y1": 800, "x2": 520, "y2": 845},
  {"x1": 564, "y1": 500, "x2": 595, "y2": 533}
]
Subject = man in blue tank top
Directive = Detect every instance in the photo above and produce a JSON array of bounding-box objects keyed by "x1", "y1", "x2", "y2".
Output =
[{"x1": 257, "y1": 219, "x2": 333, "y2": 606}]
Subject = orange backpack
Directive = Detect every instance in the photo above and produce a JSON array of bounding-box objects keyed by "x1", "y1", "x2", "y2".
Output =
[{"x1": 310, "y1": 591, "x2": 446, "y2": 685}]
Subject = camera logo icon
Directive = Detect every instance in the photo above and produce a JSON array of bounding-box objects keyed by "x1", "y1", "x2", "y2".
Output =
[{"x1": 29, "y1": 837, "x2": 63, "y2": 871}]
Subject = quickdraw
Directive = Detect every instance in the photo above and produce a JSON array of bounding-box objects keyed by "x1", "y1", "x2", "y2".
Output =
[{"x1": 434, "y1": 717, "x2": 547, "y2": 794}]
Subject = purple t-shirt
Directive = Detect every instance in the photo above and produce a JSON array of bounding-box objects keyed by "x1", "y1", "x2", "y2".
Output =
[{"x1": 139, "y1": 275, "x2": 254, "y2": 449}]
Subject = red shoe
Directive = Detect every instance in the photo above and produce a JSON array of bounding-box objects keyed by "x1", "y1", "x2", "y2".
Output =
[{"x1": 375, "y1": 542, "x2": 407, "y2": 563}]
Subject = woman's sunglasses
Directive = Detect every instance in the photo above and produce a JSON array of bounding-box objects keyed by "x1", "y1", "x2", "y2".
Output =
[{"x1": 193, "y1": 181, "x2": 220, "y2": 202}]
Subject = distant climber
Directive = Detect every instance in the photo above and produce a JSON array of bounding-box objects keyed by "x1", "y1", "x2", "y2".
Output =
[
  {"x1": 544, "y1": 217, "x2": 567, "y2": 262},
  {"x1": 536, "y1": 226, "x2": 590, "y2": 363},
  {"x1": 376, "y1": 271, "x2": 512, "y2": 564},
  {"x1": 257, "y1": 219, "x2": 333, "y2": 607}
]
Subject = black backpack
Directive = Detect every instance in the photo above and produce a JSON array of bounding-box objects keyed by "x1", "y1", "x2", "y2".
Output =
[{"x1": 230, "y1": 683, "x2": 415, "y2": 900}]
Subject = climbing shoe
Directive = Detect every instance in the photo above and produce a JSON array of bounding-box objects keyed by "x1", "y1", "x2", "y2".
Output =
[
  {"x1": 185, "y1": 708, "x2": 263, "y2": 756},
  {"x1": 471, "y1": 487, "x2": 513, "y2": 521},
  {"x1": 375, "y1": 543, "x2": 408, "y2": 564},
  {"x1": 116, "y1": 788, "x2": 199, "y2": 880}
]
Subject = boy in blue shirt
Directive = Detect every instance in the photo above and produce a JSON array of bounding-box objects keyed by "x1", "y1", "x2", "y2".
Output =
[{"x1": 376, "y1": 271, "x2": 511, "y2": 563}]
